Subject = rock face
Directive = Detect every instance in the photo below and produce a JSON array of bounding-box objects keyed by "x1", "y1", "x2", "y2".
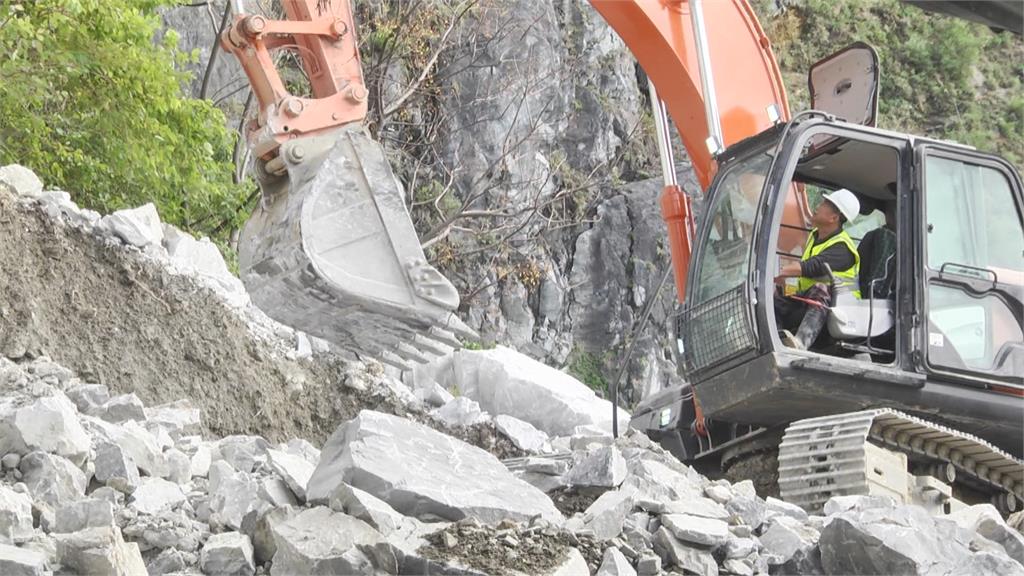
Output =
[
  {"x1": 441, "y1": 347, "x2": 630, "y2": 436},
  {"x1": 306, "y1": 410, "x2": 562, "y2": 524}
]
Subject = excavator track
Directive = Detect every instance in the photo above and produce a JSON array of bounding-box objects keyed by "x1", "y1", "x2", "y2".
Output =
[{"x1": 777, "y1": 409, "x2": 1024, "y2": 514}]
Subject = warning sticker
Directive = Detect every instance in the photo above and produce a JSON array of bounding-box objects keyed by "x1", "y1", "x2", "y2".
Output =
[{"x1": 929, "y1": 333, "x2": 944, "y2": 347}]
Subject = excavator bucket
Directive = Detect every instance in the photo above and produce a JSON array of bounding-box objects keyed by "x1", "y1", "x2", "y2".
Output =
[{"x1": 239, "y1": 127, "x2": 476, "y2": 366}]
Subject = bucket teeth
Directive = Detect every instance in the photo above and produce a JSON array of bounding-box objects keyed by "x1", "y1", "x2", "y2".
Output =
[
  {"x1": 426, "y1": 327, "x2": 462, "y2": 348},
  {"x1": 412, "y1": 333, "x2": 451, "y2": 356},
  {"x1": 395, "y1": 342, "x2": 432, "y2": 364},
  {"x1": 379, "y1": 351, "x2": 413, "y2": 371}
]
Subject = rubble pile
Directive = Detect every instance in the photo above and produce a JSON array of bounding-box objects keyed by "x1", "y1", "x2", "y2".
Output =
[{"x1": 0, "y1": 164, "x2": 1022, "y2": 576}]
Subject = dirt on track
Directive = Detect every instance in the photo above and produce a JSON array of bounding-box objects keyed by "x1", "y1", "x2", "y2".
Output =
[{"x1": 0, "y1": 191, "x2": 410, "y2": 445}]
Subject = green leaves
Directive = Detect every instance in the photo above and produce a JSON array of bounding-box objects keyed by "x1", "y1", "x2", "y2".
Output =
[{"x1": 0, "y1": 0, "x2": 248, "y2": 241}]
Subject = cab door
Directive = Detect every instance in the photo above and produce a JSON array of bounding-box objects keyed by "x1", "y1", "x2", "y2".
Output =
[{"x1": 915, "y1": 145, "x2": 1024, "y2": 385}]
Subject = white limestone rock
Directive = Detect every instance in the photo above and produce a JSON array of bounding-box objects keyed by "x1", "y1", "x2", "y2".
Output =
[
  {"x1": 597, "y1": 546, "x2": 637, "y2": 576},
  {"x1": 443, "y1": 347, "x2": 630, "y2": 436},
  {"x1": 0, "y1": 165, "x2": 43, "y2": 198},
  {"x1": 200, "y1": 531, "x2": 255, "y2": 576},
  {"x1": 214, "y1": 436, "x2": 269, "y2": 474},
  {"x1": 661, "y1": 513, "x2": 729, "y2": 548},
  {"x1": 652, "y1": 527, "x2": 717, "y2": 576},
  {"x1": 430, "y1": 396, "x2": 488, "y2": 428},
  {"x1": 266, "y1": 448, "x2": 314, "y2": 502},
  {"x1": 93, "y1": 441, "x2": 141, "y2": 494},
  {"x1": 306, "y1": 410, "x2": 562, "y2": 524},
  {"x1": 100, "y1": 203, "x2": 164, "y2": 248},
  {"x1": 328, "y1": 483, "x2": 418, "y2": 537},
  {"x1": 269, "y1": 507, "x2": 397, "y2": 575},
  {"x1": 90, "y1": 394, "x2": 146, "y2": 424},
  {"x1": 494, "y1": 415, "x2": 551, "y2": 453},
  {"x1": 55, "y1": 526, "x2": 146, "y2": 576},
  {"x1": 66, "y1": 384, "x2": 111, "y2": 414},
  {"x1": 147, "y1": 400, "x2": 201, "y2": 437},
  {"x1": 0, "y1": 543, "x2": 47, "y2": 576},
  {"x1": 130, "y1": 478, "x2": 186, "y2": 515},
  {"x1": 20, "y1": 451, "x2": 87, "y2": 508},
  {"x1": 54, "y1": 498, "x2": 115, "y2": 533},
  {"x1": 582, "y1": 487, "x2": 637, "y2": 540},
  {"x1": 0, "y1": 485, "x2": 34, "y2": 544},
  {"x1": 565, "y1": 446, "x2": 627, "y2": 488},
  {"x1": 0, "y1": 391, "x2": 91, "y2": 466},
  {"x1": 257, "y1": 478, "x2": 299, "y2": 508}
]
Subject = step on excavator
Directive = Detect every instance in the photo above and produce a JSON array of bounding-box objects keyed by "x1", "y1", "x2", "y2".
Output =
[{"x1": 221, "y1": 0, "x2": 1024, "y2": 514}]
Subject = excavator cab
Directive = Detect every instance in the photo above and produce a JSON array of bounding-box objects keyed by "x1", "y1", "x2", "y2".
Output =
[{"x1": 635, "y1": 42, "x2": 1023, "y2": 512}]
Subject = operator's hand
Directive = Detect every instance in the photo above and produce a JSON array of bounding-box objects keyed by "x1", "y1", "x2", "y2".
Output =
[{"x1": 777, "y1": 262, "x2": 803, "y2": 279}]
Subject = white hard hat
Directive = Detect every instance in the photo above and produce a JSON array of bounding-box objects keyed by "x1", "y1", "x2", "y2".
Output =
[{"x1": 822, "y1": 188, "x2": 860, "y2": 223}]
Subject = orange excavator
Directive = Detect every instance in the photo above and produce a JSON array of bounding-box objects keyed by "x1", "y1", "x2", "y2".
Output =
[{"x1": 221, "y1": 0, "x2": 1024, "y2": 514}]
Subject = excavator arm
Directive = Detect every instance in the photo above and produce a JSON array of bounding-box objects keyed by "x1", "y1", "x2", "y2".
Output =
[{"x1": 221, "y1": 0, "x2": 791, "y2": 363}]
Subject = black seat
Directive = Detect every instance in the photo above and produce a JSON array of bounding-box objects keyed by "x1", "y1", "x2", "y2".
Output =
[{"x1": 858, "y1": 226, "x2": 896, "y2": 299}]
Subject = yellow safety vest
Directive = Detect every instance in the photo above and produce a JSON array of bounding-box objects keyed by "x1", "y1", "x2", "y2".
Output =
[{"x1": 797, "y1": 229, "x2": 861, "y2": 298}]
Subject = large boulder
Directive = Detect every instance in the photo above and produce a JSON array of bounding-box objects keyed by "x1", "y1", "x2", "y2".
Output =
[
  {"x1": 819, "y1": 502, "x2": 975, "y2": 575},
  {"x1": 200, "y1": 532, "x2": 255, "y2": 576},
  {"x1": 99, "y1": 203, "x2": 163, "y2": 248},
  {"x1": 439, "y1": 347, "x2": 629, "y2": 436},
  {"x1": 0, "y1": 486, "x2": 33, "y2": 544},
  {"x1": 269, "y1": 507, "x2": 396, "y2": 575},
  {"x1": 0, "y1": 543, "x2": 47, "y2": 576},
  {"x1": 55, "y1": 526, "x2": 147, "y2": 576},
  {"x1": 20, "y1": 451, "x2": 87, "y2": 508},
  {"x1": 306, "y1": 410, "x2": 562, "y2": 524},
  {"x1": 0, "y1": 391, "x2": 91, "y2": 465}
]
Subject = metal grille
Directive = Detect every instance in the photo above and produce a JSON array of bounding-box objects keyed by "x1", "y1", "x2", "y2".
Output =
[{"x1": 677, "y1": 285, "x2": 757, "y2": 374}]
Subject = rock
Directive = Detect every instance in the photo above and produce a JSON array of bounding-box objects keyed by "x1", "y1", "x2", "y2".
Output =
[
  {"x1": 551, "y1": 547, "x2": 590, "y2": 576},
  {"x1": 285, "y1": 438, "x2": 320, "y2": 466},
  {"x1": 306, "y1": 410, "x2": 562, "y2": 524},
  {"x1": 258, "y1": 478, "x2": 299, "y2": 508},
  {"x1": 190, "y1": 444, "x2": 213, "y2": 478},
  {"x1": 765, "y1": 496, "x2": 808, "y2": 522},
  {"x1": 266, "y1": 448, "x2": 314, "y2": 502},
  {"x1": 704, "y1": 484, "x2": 732, "y2": 505},
  {"x1": 626, "y1": 459, "x2": 702, "y2": 504},
  {"x1": 0, "y1": 165, "x2": 43, "y2": 197},
  {"x1": 0, "y1": 543, "x2": 47, "y2": 576},
  {"x1": 661, "y1": 513, "x2": 728, "y2": 548},
  {"x1": 21, "y1": 451, "x2": 87, "y2": 508},
  {"x1": 91, "y1": 394, "x2": 146, "y2": 424},
  {"x1": 328, "y1": 483, "x2": 415, "y2": 537},
  {"x1": 494, "y1": 415, "x2": 550, "y2": 453},
  {"x1": 565, "y1": 446, "x2": 627, "y2": 488},
  {"x1": 819, "y1": 503, "x2": 973, "y2": 575},
  {"x1": 725, "y1": 496, "x2": 767, "y2": 530},
  {"x1": 525, "y1": 458, "x2": 570, "y2": 476},
  {"x1": 164, "y1": 227, "x2": 235, "y2": 286},
  {"x1": 200, "y1": 532, "x2": 255, "y2": 576},
  {"x1": 54, "y1": 498, "x2": 115, "y2": 533},
  {"x1": 652, "y1": 527, "x2": 717, "y2": 576},
  {"x1": 208, "y1": 464, "x2": 262, "y2": 531},
  {"x1": 164, "y1": 448, "x2": 192, "y2": 484},
  {"x1": 636, "y1": 553, "x2": 661, "y2": 576},
  {"x1": 105, "y1": 420, "x2": 166, "y2": 478},
  {"x1": 0, "y1": 391, "x2": 91, "y2": 465},
  {"x1": 215, "y1": 436, "x2": 269, "y2": 474},
  {"x1": 414, "y1": 383, "x2": 454, "y2": 408},
  {"x1": 1, "y1": 453, "x2": 20, "y2": 470},
  {"x1": 950, "y1": 551, "x2": 1024, "y2": 576},
  {"x1": 444, "y1": 347, "x2": 630, "y2": 436},
  {"x1": 100, "y1": 203, "x2": 163, "y2": 248},
  {"x1": 760, "y1": 515, "x2": 819, "y2": 568},
  {"x1": 597, "y1": 546, "x2": 636, "y2": 576},
  {"x1": 660, "y1": 494, "x2": 729, "y2": 520},
  {"x1": 93, "y1": 442, "x2": 141, "y2": 494},
  {"x1": 89, "y1": 487, "x2": 124, "y2": 507},
  {"x1": 269, "y1": 507, "x2": 396, "y2": 575},
  {"x1": 950, "y1": 504, "x2": 1024, "y2": 565},
  {"x1": 147, "y1": 548, "x2": 189, "y2": 575},
  {"x1": 122, "y1": 509, "x2": 206, "y2": 553},
  {"x1": 251, "y1": 506, "x2": 298, "y2": 565},
  {"x1": 55, "y1": 526, "x2": 147, "y2": 576},
  {"x1": 822, "y1": 494, "x2": 895, "y2": 517},
  {"x1": 66, "y1": 384, "x2": 111, "y2": 414},
  {"x1": 130, "y1": 478, "x2": 186, "y2": 515},
  {"x1": 431, "y1": 396, "x2": 488, "y2": 427},
  {"x1": 724, "y1": 536, "x2": 757, "y2": 559},
  {"x1": 582, "y1": 488, "x2": 637, "y2": 540},
  {"x1": 0, "y1": 485, "x2": 34, "y2": 544},
  {"x1": 722, "y1": 558, "x2": 754, "y2": 576},
  {"x1": 147, "y1": 400, "x2": 201, "y2": 436}
]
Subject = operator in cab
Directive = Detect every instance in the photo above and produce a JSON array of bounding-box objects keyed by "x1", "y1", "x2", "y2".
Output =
[{"x1": 774, "y1": 188, "x2": 861, "y2": 350}]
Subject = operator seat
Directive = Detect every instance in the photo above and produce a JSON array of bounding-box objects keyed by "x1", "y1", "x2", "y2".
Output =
[{"x1": 827, "y1": 225, "x2": 897, "y2": 343}]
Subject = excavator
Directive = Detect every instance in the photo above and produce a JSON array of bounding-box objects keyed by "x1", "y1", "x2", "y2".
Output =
[{"x1": 219, "y1": 0, "x2": 1024, "y2": 515}]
